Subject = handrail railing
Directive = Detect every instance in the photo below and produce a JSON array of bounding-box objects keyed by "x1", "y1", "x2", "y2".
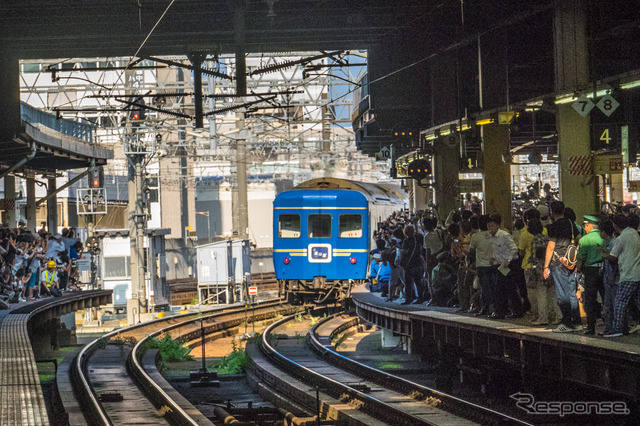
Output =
[{"x1": 20, "y1": 102, "x2": 96, "y2": 143}]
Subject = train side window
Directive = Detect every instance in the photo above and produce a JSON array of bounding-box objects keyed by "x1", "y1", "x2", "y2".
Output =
[
  {"x1": 279, "y1": 214, "x2": 301, "y2": 238},
  {"x1": 308, "y1": 214, "x2": 332, "y2": 238},
  {"x1": 339, "y1": 214, "x2": 362, "y2": 238}
]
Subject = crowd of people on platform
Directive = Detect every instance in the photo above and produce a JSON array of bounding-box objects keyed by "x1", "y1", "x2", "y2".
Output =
[
  {"x1": 367, "y1": 202, "x2": 640, "y2": 338},
  {"x1": 0, "y1": 224, "x2": 84, "y2": 309}
]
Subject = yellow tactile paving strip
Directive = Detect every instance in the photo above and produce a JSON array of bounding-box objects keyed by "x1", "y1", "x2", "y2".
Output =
[{"x1": 0, "y1": 314, "x2": 49, "y2": 426}]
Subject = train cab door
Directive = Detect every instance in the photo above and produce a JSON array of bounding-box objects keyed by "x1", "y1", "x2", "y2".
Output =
[{"x1": 306, "y1": 210, "x2": 334, "y2": 282}]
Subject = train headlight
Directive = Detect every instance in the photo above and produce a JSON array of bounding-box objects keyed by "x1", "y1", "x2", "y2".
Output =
[
  {"x1": 284, "y1": 258, "x2": 290, "y2": 265},
  {"x1": 350, "y1": 257, "x2": 357, "y2": 264}
]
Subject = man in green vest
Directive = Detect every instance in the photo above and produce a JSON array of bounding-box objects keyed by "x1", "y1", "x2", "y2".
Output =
[{"x1": 576, "y1": 215, "x2": 605, "y2": 335}]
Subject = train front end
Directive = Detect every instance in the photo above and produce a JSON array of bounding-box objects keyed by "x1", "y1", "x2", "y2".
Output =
[{"x1": 273, "y1": 189, "x2": 369, "y2": 303}]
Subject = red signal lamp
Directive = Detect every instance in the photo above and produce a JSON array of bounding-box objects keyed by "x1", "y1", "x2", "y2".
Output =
[
  {"x1": 133, "y1": 112, "x2": 140, "y2": 120},
  {"x1": 283, "y1": 258, "x2": 290, "y2": 265},
  {"x1": 350, "y1": 257, "x2": 357, "y2": 264},
  {"x1": 93, "y1": 179, "x2": 100, "y2": 187}
]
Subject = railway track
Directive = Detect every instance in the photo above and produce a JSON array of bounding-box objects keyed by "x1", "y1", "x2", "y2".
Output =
[
  {"x1": 71, "y1": 299, "x2": 303, "y2": 425},
  {"x1": 248, "y1": 310, "x2": 532, "y2": 426}
]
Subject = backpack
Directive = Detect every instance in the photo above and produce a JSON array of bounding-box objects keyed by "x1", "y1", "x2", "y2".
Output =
[
  {"x1": 529, "y1": 233, "x2": 549, "y2": 266},
  {"x1": 556, "y1": 223, "x2": 578, "y2": 271}
]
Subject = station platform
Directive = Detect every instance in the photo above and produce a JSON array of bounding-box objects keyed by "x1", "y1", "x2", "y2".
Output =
[
  {"x1": 351, "y1": 285, "x2": 640, "y2": 402},
  {"x1": 0, "y1": 290, "x2": 112, "y2": 426}
]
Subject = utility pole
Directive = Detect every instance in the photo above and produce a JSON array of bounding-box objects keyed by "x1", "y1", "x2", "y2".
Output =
[
  {"x1": 126, "y1": 68, "x2": 148, "y2": 324},
  {"x1": 236, "y1": 110, "x2": 249, "y2": 239},
  {"x1": 232, "y1": 0, "x2": 249, "y2": 240}
]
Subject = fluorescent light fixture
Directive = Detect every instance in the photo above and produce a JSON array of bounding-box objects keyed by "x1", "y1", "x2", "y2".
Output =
[
  {"x1": 425, "y1": 134, "x2": 438, "y2": 140},
  {"x1": 554, "y1": 94, "x2": 576, "y2": 104},
  {"x1": 526, "y1": 100, "x2": 544, "y2": 107},
  {"x1": 586, "y1": 90, "x2": 608, "y2": 98},
  {"x1": 555, "y1": 89, "x2": 609, "y2": 104},
  {"x1": 621, "y1": 79, "x2": 640, "y2": 90},
  {"x1": 525, "y1": 107, "x2": 540, "y2": 112},
  {"x1": 440, "y1": 128, "x2": 451, "y2": 136},
  {"x1": 475, "y1": 118, "x2": 494, "y2": 126}
]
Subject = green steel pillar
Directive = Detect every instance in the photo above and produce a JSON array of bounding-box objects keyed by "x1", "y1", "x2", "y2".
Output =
[
  {"x1": 4, "y1": 174, "x2": 16, "y2": 227},
  {"x1": 47, "y1": 176, "x2": 58, "y2": 233},
  {"x1": 26, "y1": 176, "x2": 36, "y2": 230},
  {"x1": 0, "y1": 53, "x2": 20, "y2": 142},
  {"x1": 482, "y1": 124, "x2": 512, "y2": 229},
  {"x1": 433, "y1": 138, "x2": 460, "y2": 223},
  {"x1": 554, "y1": 0, "x2": 597, "y2": 218}
]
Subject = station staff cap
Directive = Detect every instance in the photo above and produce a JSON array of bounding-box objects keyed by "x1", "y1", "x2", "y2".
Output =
[{"x1": 583, "y1": 215, "x2": 599, "y2": 224}]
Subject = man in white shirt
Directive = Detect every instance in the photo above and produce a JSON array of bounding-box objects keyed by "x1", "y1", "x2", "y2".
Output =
[
  {"x1": 604, "y1": 214, "x2": 640, "y2": 337},
  {"x1": 468, "y1": 216, "x2": 495, "y2": 316},
  {"x1": 487, "y1": 215, "x2": 518, "y2": 319},
  {"x1": 45, "y1": 233, "x2": 66, "y2": 260}
]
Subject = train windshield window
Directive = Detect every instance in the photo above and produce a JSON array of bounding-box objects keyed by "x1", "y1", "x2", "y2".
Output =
[
  {"x1": 279, "y1": 214, "x2": 301, "y2": 238},
  {"x1": 308, "y1": 214, "x2": 332, "y2": 238},
  {"x1": 339, "y1": 214, "x2": 363, "y2": 238}
]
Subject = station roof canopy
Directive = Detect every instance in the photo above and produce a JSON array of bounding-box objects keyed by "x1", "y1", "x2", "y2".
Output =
[{"x1": 0, "y1": 0, "x2": 554, "y2": 58}]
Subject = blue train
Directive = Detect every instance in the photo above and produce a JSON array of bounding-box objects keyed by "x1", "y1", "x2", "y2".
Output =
[{"x1": 273, "y1": 177, "x2": 406, "y2": 303}]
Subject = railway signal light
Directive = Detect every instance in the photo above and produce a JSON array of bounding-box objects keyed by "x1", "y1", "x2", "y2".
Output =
[
  {"x1": 88, "y1": 167, "x2": 104, "y2": 188},
  {"x1": 407, "y1": 158, "x2": 432, "y2": 188},
  {"x1": 407, "y1": 158, "x2": 431, "y2": 180},
  {"x1": 129, "y1": 98, "x2": 146, "y2": 128}
]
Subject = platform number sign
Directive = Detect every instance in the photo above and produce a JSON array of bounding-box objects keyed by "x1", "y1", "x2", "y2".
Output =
[
  {"x1": 572, "y1": 96, "x2": 595, "y2": 117},
  {"x1": 596, "y1": 94, "x2": 620, "y2": 117},
  {"x1": 460, "y1": 155, "x2": 480, "y2": 171},
  {"x1": 377, "y1": 146, "x2": 391, "y2": 161},
  {"x1": 592, "y1": 125, "x2": 621, "y2": 151}
]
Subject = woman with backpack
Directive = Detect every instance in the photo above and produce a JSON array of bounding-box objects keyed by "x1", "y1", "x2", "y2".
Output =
[
  {"x1": 526, "y1": 218, "x2": 556, "y2": 325},
  {"x1": 543, "y1": 201, "x2": 582, "y2": 333}
]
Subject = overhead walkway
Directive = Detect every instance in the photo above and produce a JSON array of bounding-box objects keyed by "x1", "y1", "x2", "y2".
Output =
[
  {"x1": 0, "y1": 102, "x2": 114, "y2": 230},
  {"x1": 0, "y1": 103, "x2": 113, "y2": 172}
]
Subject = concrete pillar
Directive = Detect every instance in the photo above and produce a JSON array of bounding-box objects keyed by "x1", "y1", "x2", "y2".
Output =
[
  {"x1": 434, "y1": 139, "x2": 460, "y2": 223},
  {"x1": 4, "y1": 174, "x2": 17, "y2": 227},
  {"x1": 380, "y1": 327, "x2": 401, "y2": 348},
  {"x1": 556, "y1": 105, "x2": 596, "y2": 217},
  {"x1": 554, "y1": 0, "x2": 597, "y2": 218},
  {"x1": 482, "y1": 124, "x2": 512, "y2": 229},
  {"x1": 412, "y1": 179, "x2": 428, "y2": 211},
  {"x1": 26, "y1": 176, "x2": 37, "y2": 230},
  {"x1": 610, "y1": 173, "x2": 624, "y2": 203},
  {"x1": 47, "y1": 176, "x2": 58, "y2": 233}
]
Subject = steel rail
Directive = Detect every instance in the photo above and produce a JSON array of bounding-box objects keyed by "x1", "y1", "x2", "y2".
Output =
[
  {"x1": 127, "y1": 300, "x2": 303, "y2": 425},
  {"x1": 260, "y1": 312, "x2": 438, "y2": 426},
  {"x1": 309, "y1": 313, "x2": 533, "y2": 426},
  {"x1": 72, "y1": 298, "x2": 290, "y2": 425}
]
